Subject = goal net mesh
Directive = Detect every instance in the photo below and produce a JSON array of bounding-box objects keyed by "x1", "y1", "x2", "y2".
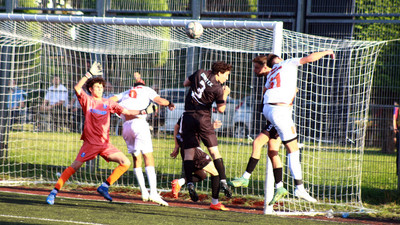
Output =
[{"x1": 0, "y1": 18, "x2": 385, "y2": 213}]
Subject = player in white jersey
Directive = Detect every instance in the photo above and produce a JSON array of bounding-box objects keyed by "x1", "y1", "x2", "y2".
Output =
[
  {"x1": 258, "y1": 50, "x2": 335, "y2": 203},
  {"x1": 110, "y1": 73, "x2": 175, "y2": 206}
]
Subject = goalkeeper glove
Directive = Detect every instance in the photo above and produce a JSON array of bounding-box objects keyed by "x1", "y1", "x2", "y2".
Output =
[{"x1": 88, "y1": 61, "x2": 103, "y2": 76}]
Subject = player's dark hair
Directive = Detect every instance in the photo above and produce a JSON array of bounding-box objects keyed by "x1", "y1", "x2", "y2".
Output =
[
  {"x1": 134, "y1": 81, "x2": 145, "y2": 87},
  {"x1": 86, "y1": 77, "x2": 106, "y2": 93},
  {"x1": 211, "y1": 61, "x2": 232, "y2": 75},
  {"x1": 252, "y1": 55, "x2": 268, "y2": 66},
  {"x1": 266, "y1": 54, "x2": 279, "y2": 68}
]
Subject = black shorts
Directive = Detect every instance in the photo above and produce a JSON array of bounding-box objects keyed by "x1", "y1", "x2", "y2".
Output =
[
  {"x1": 261, "y1": 120, "x2": 279, "y2": 139},
  {"x1": 178, "y1": 143, "x2": 212, "y2": 171},
  {"x1": 181, "y1": 112, "x2": 218, "y2": 149}
]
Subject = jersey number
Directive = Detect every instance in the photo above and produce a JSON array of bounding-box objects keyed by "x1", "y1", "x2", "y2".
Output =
[
  {"x1": 193, "y1": 80, "x2": 206, "y2": 99},
  {"x1": 129, "y1": 90, "x2": 137, "y2": 98},
  {"x1": 267, "y1": 73, "x2": 281, "y2": 90}
]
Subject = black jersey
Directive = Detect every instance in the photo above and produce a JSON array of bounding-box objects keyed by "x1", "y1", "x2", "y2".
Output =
[{"x1": 184, "y1": 69, "x2": 225, "y2": 114}]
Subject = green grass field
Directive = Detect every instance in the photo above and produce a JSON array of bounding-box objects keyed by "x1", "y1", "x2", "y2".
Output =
[
  {"x1": 1, "y1": 129, "x2": 400, "y2": 221},
  {"x1": 0, "y1": 191, "x2": 346, "y2": 225}
]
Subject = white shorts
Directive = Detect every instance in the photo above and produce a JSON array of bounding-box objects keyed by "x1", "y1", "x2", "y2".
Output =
[
  {"x1": 122, "y1": 118, "x2": 153, "y2": 156},
  {"x1": 262, "y1": 104, "x2": 297, "y2": 142}
]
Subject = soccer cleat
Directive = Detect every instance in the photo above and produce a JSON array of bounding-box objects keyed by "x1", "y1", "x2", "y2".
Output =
[
  {"x1": 187, "y1": 183, "x2": 198, "y2": 202},
  {"x1": 46, "y1": 192, "x2": 56, "y2": 205},
  {"x1": 97, "y1": 185, "x2": 112, "y2": 202},
  {"x1": 220, "y1": 181, "x2": 232, "y2": 198},
  {"x1": 294, "y1": 188, "x2": 317, "y2": 203},
  {"x1": 171, "y1": 179, "x2": 181, "y2": 199},
  {"x1": 210, "y1": 202, "x2": 229, "y2": 211},
  {"x1": 141, "y1": 191, "x2": 150, "y2": 202},
  {"x1": 228, "y1": 177, "x2": 249, "y2": 188},
  {"x1": 149, "y1": 194, "x2": 169, "y2": 206},
  {"x1": 269, "y1": 187, "x2": 289, "y2": 205}
]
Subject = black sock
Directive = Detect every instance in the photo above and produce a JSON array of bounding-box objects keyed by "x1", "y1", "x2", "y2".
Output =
[
  {"x1": 294, "y1": 179, "x2": 303, "y2": 186},
  {"x1": 192, "y1": 174, "x2": 203, "y2": 182},
  {"x1": 213, "y1": 158, "x2": 226, "y2": 180},
  {"x1": 245, "y1": 157, "x2": 259, "y2": 174},
  {"x1": 184, "y1": 160, "x2": 195, "y2": 183},
  {"x1": 273, "y1": 167, "x2": 283, "y2": 184},
  {"x1": 211, "y1": 175, "x2": 220, "y2": 199}
]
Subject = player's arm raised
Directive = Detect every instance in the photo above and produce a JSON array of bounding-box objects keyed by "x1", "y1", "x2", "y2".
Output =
[
  {"x1": 299, "y1": 50, "x2": 335, "y2": 65},
  {"x1": 75, "y1": 62, "x2": 103, "y2": 95}
]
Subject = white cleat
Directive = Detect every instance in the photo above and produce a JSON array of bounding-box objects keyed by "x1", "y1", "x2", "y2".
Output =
[
  {"x1": 294, "y1": 188, "x2": 317, "y2": 203},
  {"x1": 149, "y1": 194, "x2": 169, "y2": 206},
  {"x1": 141, "y1": 191, "x2": 150, "y2": 202}
]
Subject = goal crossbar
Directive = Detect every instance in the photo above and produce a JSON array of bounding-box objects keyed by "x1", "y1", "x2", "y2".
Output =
[{"x1": 0, "y1": 13, "x2": 282, "y2": 30}]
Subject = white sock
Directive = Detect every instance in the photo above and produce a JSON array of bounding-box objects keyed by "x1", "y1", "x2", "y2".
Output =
[
  {"x1": 145, "y1": 166, "x2": 158, "y2": 196},
  {"x1": 276, "y1": 181, "x2": 283, "y2": 189},
  {"x1": 211, "y1": 198, "x2": 219, "y2": 205},
  {"x1": 133, "y1": 167, "x2": 148, "y2": 195},
  {"x1": 296, "y1": 184, "x2": 305, "y2": 191},
  {"x1": 288, "y1": 151, "x2": 302, "y2": 180},
  {"x1": 178, "y1": 178, "x2": 186, "y2": 186},
  {"x1": 101, "y1": 182, "x2": 109, "y2": 188},
  {"x1": 242, "y1": 171, "x2": 251, "y2": 179}
]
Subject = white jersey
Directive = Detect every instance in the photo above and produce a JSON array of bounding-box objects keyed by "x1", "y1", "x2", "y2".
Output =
[
  {"x1": 263, "y1": 58, "x2": 301, "y2": 104},
  {"x1": 45, "y1": 84, "x2": 69, "y2": 107},
  {"x1": 115, "y1": 85, "x2": 159, "y2": 121}
]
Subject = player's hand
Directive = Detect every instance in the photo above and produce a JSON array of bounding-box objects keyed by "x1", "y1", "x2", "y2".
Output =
[
  {"x1": 168, "y1": 102, "x2": 176, "y2": 111},
  {"x1": 89, "y1": 61, "x2": 103, "y2": 76},
  {"x1": 145, "y1": 102, "x2": 158, "y2": 114},
  {"x1": 213, "y1": 119, "x2": 222, "y2": 129},
  {"x1": 170, "y1": 146, "x2": 179, "y2": 159},
  {"x1": 327, "y1": 49, "x2": 335, "y2": 60},
  {"x1": 223, "y1": 85, "x2": 231, "y2": 95}
]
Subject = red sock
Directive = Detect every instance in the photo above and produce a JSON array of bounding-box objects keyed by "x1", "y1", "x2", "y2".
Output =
[
  {"x1": 106, "y1": 164, "x2": 130, "y2": 185},
  {"x1": 55, "y1": 167, "x2": 75, "y2": 190}
]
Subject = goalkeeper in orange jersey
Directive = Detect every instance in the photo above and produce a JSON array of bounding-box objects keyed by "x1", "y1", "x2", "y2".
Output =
[{"x1": 46, "y1": 62, "x2": 152, "y2": 205}]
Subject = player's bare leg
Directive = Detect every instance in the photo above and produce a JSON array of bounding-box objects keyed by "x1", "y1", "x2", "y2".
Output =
[
  {"x1": 229, "y1": 133, "x2": 269, "y2": 188},
  {"x1": 267, "y1": 143, "x2": 288, "y2": 205}
]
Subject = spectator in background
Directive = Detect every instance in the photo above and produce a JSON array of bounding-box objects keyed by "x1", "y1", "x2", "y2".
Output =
[
  {"x1": 41, "y1": 76, "x2": 69, "y2": 131},
  {"x1": 393, "y1": 101, "x2": 400, "y2": 152},
  {"x1": 7, "y1": 79, "x2": 27, "y2": 127}
]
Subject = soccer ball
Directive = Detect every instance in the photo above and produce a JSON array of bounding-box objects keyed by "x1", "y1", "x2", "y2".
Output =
[{"x1": 185, "y1": 21, "x2": 203, "y2": 39}]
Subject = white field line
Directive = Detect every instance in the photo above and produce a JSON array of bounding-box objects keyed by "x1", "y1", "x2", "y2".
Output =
[{"x1": 0, "y1": 214, "x2": 107, "y2": 225}]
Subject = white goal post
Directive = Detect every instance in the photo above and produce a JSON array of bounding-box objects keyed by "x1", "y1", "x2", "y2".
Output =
[{"x1": 0, "y1": 13, "x2": 385, "y2": 215}]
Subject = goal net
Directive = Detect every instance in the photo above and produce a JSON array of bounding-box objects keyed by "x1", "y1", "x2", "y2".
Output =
[{"x1": 0, "y1": 14, "x2": 385, "y2": 214}]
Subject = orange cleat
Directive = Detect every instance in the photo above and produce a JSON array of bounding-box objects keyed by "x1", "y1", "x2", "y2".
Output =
[
  {"x1": 171, "y1": 179, "x2": 181, "y2": 199},
  {"x1": 210, "y1": 202, "x2": 229, "y2": 211}
]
